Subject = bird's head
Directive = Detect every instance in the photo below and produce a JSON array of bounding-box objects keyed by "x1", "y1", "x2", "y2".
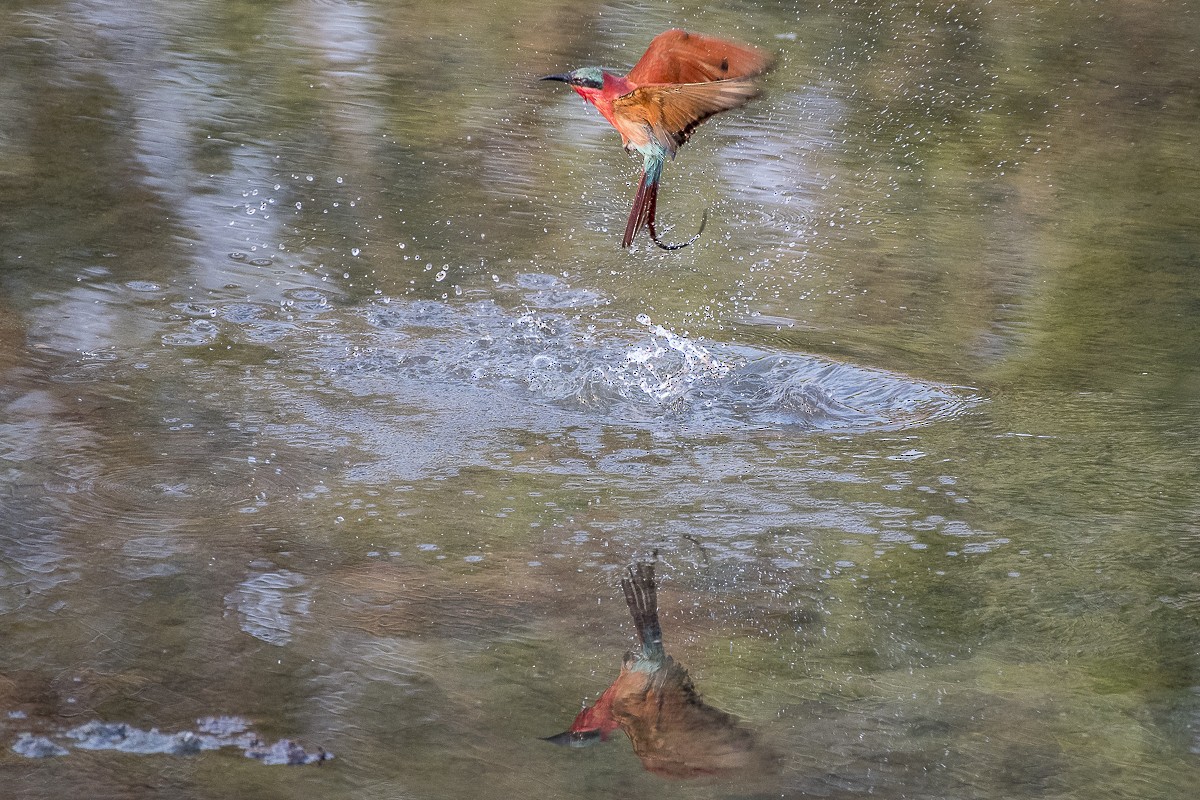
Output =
[
  {"x1": 540, "y1": 66, "x2": 608, "y2": 102},
  {"x1": 542, "y1": 689, "x2": 621, "y2": 748},
  {"x1": 542, "y1": 716, "x2": 618, "y2": 749},
  {"x1": 540, "y1": 66, "x2": 605, "y2": 89}
]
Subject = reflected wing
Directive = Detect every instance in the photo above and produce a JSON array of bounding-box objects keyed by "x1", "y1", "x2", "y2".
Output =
[
  {"x1": 627, "y1": 29, "x2": 770, "y2": 85},
  {"x1": 612, "y1": 79, "x2": 761, "y2": 156}
]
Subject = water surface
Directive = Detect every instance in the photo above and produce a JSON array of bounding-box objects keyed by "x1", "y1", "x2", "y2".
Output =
[{"x1": 2, "y1": 1, "x2": 1198, "y2": 798}]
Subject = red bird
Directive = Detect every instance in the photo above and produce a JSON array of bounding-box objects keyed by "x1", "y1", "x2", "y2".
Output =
[
  {"x1": 542, "y1": 29, "x2": 771, "y2": 250},
  {"x1": 545, "y1": 561, "x2": 779, "y2": 779}
]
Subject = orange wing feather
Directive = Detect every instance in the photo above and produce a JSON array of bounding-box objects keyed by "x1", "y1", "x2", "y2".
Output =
[
  {"x1": 611, "y1": 79, "x2": 762, "y2": 156},
  {"x1": 626, "y1": 29, "x2": 770, "y2": 85}
]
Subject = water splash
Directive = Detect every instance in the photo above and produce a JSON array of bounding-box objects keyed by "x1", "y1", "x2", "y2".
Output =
[{"x1": 340, "y1": 297, "x2": 976, "y2": 432}]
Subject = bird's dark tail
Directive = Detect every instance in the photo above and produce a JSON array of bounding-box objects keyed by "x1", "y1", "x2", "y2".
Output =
[
  {"x1": 623, "y1": 156, "x2": 707, "y2": 250},
  {"x1": 622, "y1": 561, "x2": 664, "y2": 663},
  {"x1": 623, "y1": 158, "x2": 662, "y2": 248}
]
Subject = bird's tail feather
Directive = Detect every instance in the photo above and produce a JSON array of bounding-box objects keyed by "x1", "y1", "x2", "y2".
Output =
[
  {"x1": 622, "y1": 561, "x2": 664, "y2": 662},
  {"x1": 622, "y1": 158, "x2": 663, "y2": 248}
]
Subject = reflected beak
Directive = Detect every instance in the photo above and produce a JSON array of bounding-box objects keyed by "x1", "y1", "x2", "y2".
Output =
[
  {"x1": 542, "y1": 729, "x2": 606, "y2": 748},
  {"x1": 540, "y1": 73, "x2": 571, "y2": 83}
]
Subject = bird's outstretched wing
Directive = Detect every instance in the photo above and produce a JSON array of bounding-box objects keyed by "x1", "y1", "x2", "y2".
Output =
[
  {"x1": 612, "y1": 79, "x2": 761, "y2": 156},
  {"x1": 627, "y1": 29, "x2": 770, "y2": 85}
]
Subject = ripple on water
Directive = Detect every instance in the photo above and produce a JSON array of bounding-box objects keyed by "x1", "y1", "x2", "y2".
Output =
[
  {"x1": 234, "y1": 320, "x2": 293, "y2": 343},
  {"x1": 0, "y1": 520, "x2": 78, "y2": 614},
  {"x1": 280, "y1": 288, "x2": 332, "y2": 315},
  {"x1": 170, "y1": 302, "x2": 217, "y2": 318},
  {"x1": 161, "y1": 320, "x2": 219, "y2": 347},
  {"x1": 123, "y1": 280, "x2": 162, "y2": 293},
  {"x1": 42, "y1": 467, "x2": 202, "y2": 533},
  {"x1": 515, "y1": 272, "x2": 609, "y2": 309},
  {"x1": 218, "y1": 303, "x2": 269, "y2": 324}
]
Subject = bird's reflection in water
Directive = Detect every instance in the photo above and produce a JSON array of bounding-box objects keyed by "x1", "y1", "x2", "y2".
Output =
[{"x1": 546, "y1": 561, "x2": 780, "y2": 779}]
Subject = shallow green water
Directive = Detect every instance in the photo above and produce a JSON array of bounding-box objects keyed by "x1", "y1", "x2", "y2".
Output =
[{"x1": 2, "y1": 1, "x2": 1198, "y2": 798}]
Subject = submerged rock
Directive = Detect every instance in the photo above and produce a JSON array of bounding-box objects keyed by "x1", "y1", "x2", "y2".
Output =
[
  {"x1": 244, "y1": 737, "x2": 332, "y2": 765},
  {"x1": 12, "y1": 733, "x2": 69, "y2": 758},
  {"x1": 10, "y1": 718, "x2": 331, "y2": 765}
]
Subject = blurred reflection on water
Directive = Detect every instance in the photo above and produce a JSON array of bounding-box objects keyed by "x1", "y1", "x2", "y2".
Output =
[
  {"x1": 546, "y1": 561, "x2": 782, "y2": 781},
  {"x1": 1, "y1": 1, "x2": 1198, "y2": 799}
]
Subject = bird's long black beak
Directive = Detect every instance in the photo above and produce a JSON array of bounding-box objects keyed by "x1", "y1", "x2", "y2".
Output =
[
  {"x1": 539, "y1": 73, "x2": 571, "y2": 83},
  {"x1": 542, "y1": 729, "x2": 606, "y2": 748}
]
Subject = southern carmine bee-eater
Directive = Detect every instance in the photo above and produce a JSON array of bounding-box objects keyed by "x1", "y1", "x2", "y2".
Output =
[
  {"x1": 541, "y1": 29, "x2": 771, "y2": 250},
  {"x1": 545, "y1": 560, "x2": 779, "y2": 779}
]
